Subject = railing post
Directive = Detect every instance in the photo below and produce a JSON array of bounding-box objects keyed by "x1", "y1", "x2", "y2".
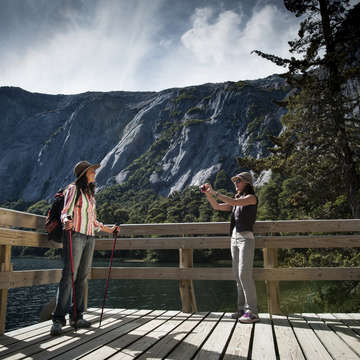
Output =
[
  {"x1": 263, "y1": 247, "x2": 281, "y2": 315},
  {"x1": 179, "y1": 247, "x2": 198, "y2": 313},
  {"x1": 0, "y1": 244, "x2": 12, "y2": 334}
]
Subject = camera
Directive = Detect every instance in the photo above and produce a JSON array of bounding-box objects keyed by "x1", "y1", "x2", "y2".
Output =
[{"x1": 200, "y1": 184, "x2": 207, "y2": 192}]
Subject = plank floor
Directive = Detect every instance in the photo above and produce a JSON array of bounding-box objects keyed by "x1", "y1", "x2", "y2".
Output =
[{"x1": 0, "y1": 309, "x2": 359, "y2": 359}]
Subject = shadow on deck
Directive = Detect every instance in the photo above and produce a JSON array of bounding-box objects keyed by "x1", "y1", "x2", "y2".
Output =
[{"x1": 0, "y1": 308, "x2": 359, "y2": 359}]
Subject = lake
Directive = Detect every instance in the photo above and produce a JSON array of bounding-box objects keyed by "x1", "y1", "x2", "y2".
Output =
[{"x1": 6, "y1": 257, "x2": 355, "y2": 331}]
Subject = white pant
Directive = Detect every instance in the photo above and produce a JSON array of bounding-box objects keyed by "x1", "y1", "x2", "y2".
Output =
[{"x1": 231, "y1": 229, "x2": 258, "y2": 314}]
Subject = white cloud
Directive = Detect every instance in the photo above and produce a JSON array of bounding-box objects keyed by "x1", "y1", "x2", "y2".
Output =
[
  {"x1": 162, "y1": 4, "x2": 299, "y2": 87},
  {"x1": 181, "y1": 8, "x2": 243, "y2": 64},
  {"x1": 0, "y1": 1, "x2": 300, "y2": 94},
  {"x1": 1, "y1": 0, "x2": 163, "y2": 94}
]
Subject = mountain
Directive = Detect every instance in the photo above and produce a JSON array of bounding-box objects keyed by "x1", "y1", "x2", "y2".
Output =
[{"x1": 0, "y1": 75, "x2": 291, "y2": 203}]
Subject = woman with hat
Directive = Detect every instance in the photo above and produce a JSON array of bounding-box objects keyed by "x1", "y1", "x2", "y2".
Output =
[
  {"x1": 201, "y1": 172, "x2": 259, "y2": 323},
  {"x1": 50, "y1": 161, "x2": 119, "y2": 336}
]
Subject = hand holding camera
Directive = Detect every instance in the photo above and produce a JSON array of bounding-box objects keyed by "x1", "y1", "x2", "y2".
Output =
[{"x1": 200, "y1": 183, "x2": 213, "y2": 194}]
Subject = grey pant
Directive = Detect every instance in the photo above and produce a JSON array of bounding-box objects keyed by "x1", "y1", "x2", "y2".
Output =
[
  {"x1": 231, "y1": 229, "x2": 258, "y2": 314},
  {"x1": 53, "y1": 231, "x2": 95, "y2": 323}
]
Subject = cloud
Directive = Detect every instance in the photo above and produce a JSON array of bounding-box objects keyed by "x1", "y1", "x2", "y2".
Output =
[
  {"x1": 0, "y1": 1, "x2": 300, "y2": 94},
  {"x1": 1, "y1": 0, "x2": 163, "y2": 94},
  {"x1": 159, "y1": 4, "x2": 299, "y2": 87}
]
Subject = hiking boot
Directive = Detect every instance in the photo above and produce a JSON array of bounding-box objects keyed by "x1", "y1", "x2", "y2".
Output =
[
  {"x1": 239, "y1": 310, "x2": 260, "y2": 323},
  {"x1": 70, "y1": 318, "x2": 91, "y2": 328},
  {"x1": 231, "y1": 310, "x2": 245, "y2": 319},
  {"x1": 50, "y1": 321, "x2": 64, "y2": 336}
]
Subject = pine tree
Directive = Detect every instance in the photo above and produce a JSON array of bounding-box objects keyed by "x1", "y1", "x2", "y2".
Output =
[{"x1": 241, "y1": 1, "x2": 360, "y2": 217}]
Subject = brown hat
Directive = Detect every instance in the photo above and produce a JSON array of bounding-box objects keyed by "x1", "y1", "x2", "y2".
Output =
[
  {"x1": 231, "y1": 172, "x2": 253, "y2": 185},
  {"x1": 74, "y1": 161, "x2": 100, "y2": 182}
]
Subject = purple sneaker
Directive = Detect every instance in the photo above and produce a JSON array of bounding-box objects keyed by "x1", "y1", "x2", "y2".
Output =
[
  {"x1": 231, "y1": 310, "x2": 245, "y2": 319},
  {"x1": 239, "y1": 311, "x2": 260, "y2": 323}
]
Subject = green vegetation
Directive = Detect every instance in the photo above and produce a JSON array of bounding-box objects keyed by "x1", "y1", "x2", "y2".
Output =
[
  {"x1": 182, "y1": 119, "x2": 205, "y2": 127},
  {"x1": 249, "y1": 1, "x2": 360, "y2": 218},
  {"x1": 235, "y1": 0, "x2": 360, "y2": 313},
  {"x1": 44, "y1": 125, "x2": 63, "y2": 146},
  {"x1": 175, "y1": 90, "x2": 194, "y2": 104},
  {"x1": 227, "y1": 81, "x2": 248, "y2": 91},
  {"x1": 186, "y1": 107, "x2": 203, "y2": 115},
  {"x1": 246, "y1": 116, "x2": 265, "y2": 135},
  {"x1": 170, "y1": 110, "x2": 182, "y2": 118}
]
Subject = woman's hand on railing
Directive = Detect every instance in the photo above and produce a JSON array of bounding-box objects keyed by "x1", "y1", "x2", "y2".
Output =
[{"x1": 101, "y1": 225, "x2": 120, "y2": 234}]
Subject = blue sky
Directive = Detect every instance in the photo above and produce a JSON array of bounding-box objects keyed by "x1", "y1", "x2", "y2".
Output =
[{"x1": 0, "y1": 0, "x2": 302, "y2": 94}]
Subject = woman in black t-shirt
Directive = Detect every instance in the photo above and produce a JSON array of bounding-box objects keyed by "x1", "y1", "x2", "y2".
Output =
[{"x1": 201, "y1": 172, "x2": 259, "y2": 323}]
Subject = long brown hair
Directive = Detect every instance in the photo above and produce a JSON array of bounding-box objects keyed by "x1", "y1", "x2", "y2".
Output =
[
  {"x1": 235, "y1": 183, "x2": 255, "y2": 198},
  {"x1": 76, "y1": 175, "x2": 95, "y2": 197}
]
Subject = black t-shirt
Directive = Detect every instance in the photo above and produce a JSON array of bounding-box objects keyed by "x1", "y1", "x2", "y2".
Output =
[{"x1": 230, "y1": 195, "x2": 258, "y2": 235}]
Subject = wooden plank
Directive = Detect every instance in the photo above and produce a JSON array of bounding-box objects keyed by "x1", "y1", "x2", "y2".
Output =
[
  {"x1": 256, "y1": 235, "x2": 360, "y2": 249},
  {"x1": 0, "y1": 308, "x2": 113, "y2": 350},
  {"x1": 193, "y1": 313, "x2": 236, "y2": 360},
  {"x1": 109, "y1": 311, "x2": 191, "y2": 359},
  {"x1": 272, "y1": 315, "x2": 305, "y2": 359},
  {"x1": 254, "y1": 219, "x2": 360, "y2": 233},
  {"x1": 0, "y1": 208, "x2": 45, "y2": 231},
  {"x1": 303, "y1": 313, "x2": 359, "y2": 360},
  {"x1": 0, "y1": 266, "x2": 358, "y2": 290},
  {"x1": 288, "y1": 314, "x2": 332, "y2": 360},
  {"x1": 117, "y1": 222, "x2": 230, "y2": 236},
  {"x1": 91, "y1": 266, "x2": 360, "y2": 281},
  {"x1": 0, "y1": 308, "x2": 112, "y2": 359},
  {"x1": 0, "y1": 308, "x2": 108, "y2": 348},
  {"x1": 78, "y1": 310, "x2": 178, "y2": 360},
  {"x1": 333, "y1": 313, "x2": 360, "y2": 336},
  {"x1": 95, "y1": 236, "x2": 231, "y2": 250},
  {"x1": 165, "y1": 312, "x2": 223, "y2": 359},
  {"x1": 251, "y1": 313, "x2": 276, "y2": 360},
  {"x1": 95, "y1": 235, "x2": 360, "y2": 250},
  {"x1": 110, "y1": 219, "x2": 360, "y2": 236},
  {"x1": 223, "y1": 319, "x2": 252, "y2": 359},
  {"x1": 0, "y1": 229, "x2": 359, "y2": 250},
  {"x1": 0, "y1": 269, "x2": 63, "y2": 289},
  {"x1": 0, "y1": 228, "x2": 61, "y2": 248},
  {"x1": 28, "y1": 309, "x2": 153, "y2": 360},
  {"x1": 136, "y1": 312, "x2": 208, "y2": 360},
  {"x1": 318, "y1": 313, "x2": 360, "y2": 357},
  {"x1": 0, "y1": 208, "x2": 359, "y2": 237}
]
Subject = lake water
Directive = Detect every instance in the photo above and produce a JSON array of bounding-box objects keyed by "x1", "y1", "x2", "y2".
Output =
[{"x1": 6, "y1": 257, "x2": 355, "y2": 331}]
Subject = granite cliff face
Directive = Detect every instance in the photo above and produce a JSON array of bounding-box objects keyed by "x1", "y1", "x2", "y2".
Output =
[{"x1": 0, "y1": 75, "x2": 290, "y2": 202}]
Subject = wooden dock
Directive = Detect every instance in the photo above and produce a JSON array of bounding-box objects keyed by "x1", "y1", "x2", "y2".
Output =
[{"x1": 0, "y1": 308, "x2": 359, "y2": 359}]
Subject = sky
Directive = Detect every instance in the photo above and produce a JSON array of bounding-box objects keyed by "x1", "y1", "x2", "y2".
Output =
[{"x1": 0, "y1": 0, "x2": 303, "y2": 94}]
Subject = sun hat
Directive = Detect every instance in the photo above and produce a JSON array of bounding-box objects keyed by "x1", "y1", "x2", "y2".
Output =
[
  {"x1": 231, "y1": 172, "x2": 253, "y2": 185},
  {"x1": 74, "y1": 161, "x2": 100, "y2": 182}
]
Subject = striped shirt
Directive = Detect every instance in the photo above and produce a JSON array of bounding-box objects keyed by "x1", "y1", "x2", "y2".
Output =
[{"x1": 61, "y1": 184, "x2": 103, "y2": 236}]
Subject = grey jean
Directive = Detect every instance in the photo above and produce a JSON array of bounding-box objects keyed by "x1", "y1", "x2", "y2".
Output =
[
  {"x1": 53, "y1": 231, "x2": 95, "y2": 324},
  {"x1": 231, "y1": 229, "x2": 258, "y2": 314}
]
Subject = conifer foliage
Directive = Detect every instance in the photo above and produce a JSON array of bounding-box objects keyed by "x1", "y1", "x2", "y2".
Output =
[{"x1": 241, "y1": 0, "x2": 360, "y2": 217}]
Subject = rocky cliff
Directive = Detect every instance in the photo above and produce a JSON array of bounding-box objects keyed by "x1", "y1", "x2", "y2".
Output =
[{"x1": 0, "y1": 75, "x2": 291, "y2": 202}]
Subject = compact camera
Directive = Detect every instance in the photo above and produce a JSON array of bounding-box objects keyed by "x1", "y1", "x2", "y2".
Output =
[{"x1": 200, "y1": 184, "x2": 207, "y2": 192}]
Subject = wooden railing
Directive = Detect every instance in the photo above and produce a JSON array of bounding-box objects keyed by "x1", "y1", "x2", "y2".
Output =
[{"x1": 0, "y1": 207, "x2": 359, "y2": 334}]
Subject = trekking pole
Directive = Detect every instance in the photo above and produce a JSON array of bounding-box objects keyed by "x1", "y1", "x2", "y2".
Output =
[
  {"x1": 99, "y1": 225, "x2": 119, "y2": 328},
  {"x1": 68, "y1": 216, "x2": 77, "y2": 330}
]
